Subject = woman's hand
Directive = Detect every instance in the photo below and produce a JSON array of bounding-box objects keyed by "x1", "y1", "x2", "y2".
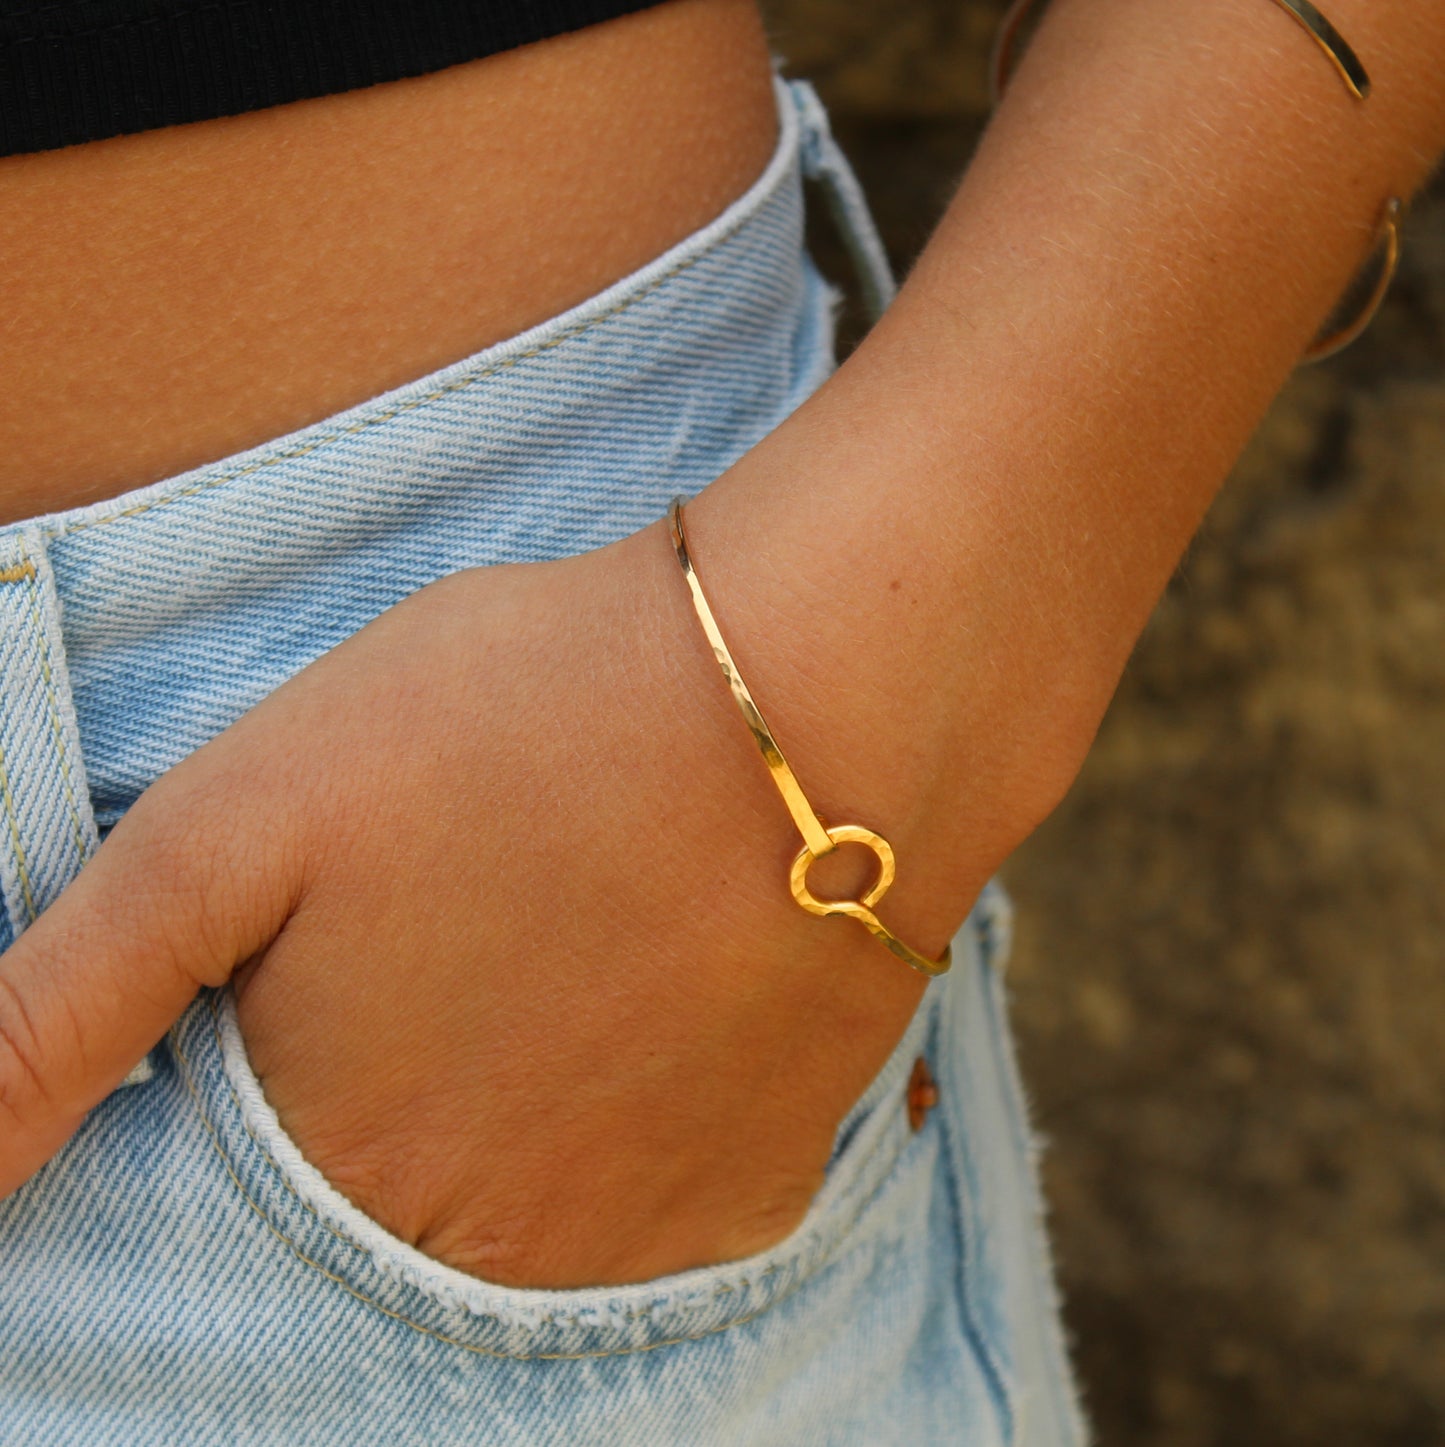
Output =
[{"x1": 0, "y1": 514, "x2": 938, "y2": 1287}]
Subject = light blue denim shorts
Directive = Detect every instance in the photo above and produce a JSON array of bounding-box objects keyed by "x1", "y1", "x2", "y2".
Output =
[{"x1": 0, "y1": 74, "x2": 1087, "y2": 1447}]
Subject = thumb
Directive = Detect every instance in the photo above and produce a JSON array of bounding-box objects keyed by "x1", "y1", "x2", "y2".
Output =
[{"x1": 0, "y1": 770, "x2": 298, "y2": 1196}]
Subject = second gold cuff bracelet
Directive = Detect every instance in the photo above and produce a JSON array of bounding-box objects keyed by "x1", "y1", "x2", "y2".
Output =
[
  {"x1": 988, "y1": 0, "x2": 1402, "y2": 365},
  {"x1": 668, "y1": 497, "x2": 951, "y2": 979}
]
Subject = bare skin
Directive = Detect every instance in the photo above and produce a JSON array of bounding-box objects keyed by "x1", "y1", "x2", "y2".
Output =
[
  {"x1": 1, "y1": 0, "x2": 1444, "y2": 1290},
  {"x1": 0, "y1": 0, "x2": 778, "y2": 521}
]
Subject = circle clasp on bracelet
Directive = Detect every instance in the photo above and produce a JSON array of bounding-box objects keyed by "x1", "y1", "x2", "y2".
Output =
[{"x1": 788, "y1": 823, "x2": 953, "y2": 979}]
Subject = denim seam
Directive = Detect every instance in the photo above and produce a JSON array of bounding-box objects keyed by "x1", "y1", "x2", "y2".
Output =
[
  {"x1": 978, "y1": 963, "x2": 1092, "y2": 1446},
  {"x1": 171, "y1": 994, "x2": 920, "y2": 1358},
  {"x1": 0, "y1": 563, "x2": 39, "y2": 925},
  {"x1": 48, "y1": 212, "x2": 765, "y2": 544},
  {"x1": 16, "y1": 541, "x2": 89, "y2": 870},
  {"x1": 938, "y1": 949, "x2": 1019, "y2": 1444},
  {"x1": 201, "y1": 994, "x2": 391, "y2": 1264},
  {"x1": 0, "y1": 736, "x2": 34, "y2": 924}
]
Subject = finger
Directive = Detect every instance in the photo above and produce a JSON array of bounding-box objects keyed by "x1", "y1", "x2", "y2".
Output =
[{"x1": 0, "y1": 772, "x2": 298, "y2": 1195}]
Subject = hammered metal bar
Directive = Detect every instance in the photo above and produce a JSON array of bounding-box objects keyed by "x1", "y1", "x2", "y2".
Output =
[{"x1": 668, "y1": 497, "x2": 951, "y2": 979}]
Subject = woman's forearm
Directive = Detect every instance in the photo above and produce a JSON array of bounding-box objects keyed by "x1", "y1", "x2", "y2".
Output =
[{"x1": 677, "y1": 0, "x2": 1445, "y2": 954}]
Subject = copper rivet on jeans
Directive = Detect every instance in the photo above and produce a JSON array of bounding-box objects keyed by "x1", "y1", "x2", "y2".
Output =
[{"x1": 906, "y1": 1056, "x2": 938, "y2": 1132}]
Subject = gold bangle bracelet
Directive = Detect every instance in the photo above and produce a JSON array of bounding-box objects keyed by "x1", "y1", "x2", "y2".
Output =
[
  {"x1": 1263, "y1": 0, "x2": 1369, "y2": 99},
  {"x1": 987, "y1": 0, "x2": 1402, "y2": 366},
  {"x1": 667, "y1": 497, "x2": 951, "y2": 980},
  {"x1": 989, "y1": 0, "x2": 1372, "y2": 105}
]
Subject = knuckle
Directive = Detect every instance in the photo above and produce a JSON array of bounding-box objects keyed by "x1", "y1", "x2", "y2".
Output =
[
  {"x1": 109, "y1": 776, "x2": 299, "y2": 990},
  {"x1": 0, "y1": 973, "x2": 52, "y2": 1128}
]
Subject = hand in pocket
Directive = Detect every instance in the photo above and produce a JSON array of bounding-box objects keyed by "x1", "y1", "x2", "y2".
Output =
[{"x1": 0, "y1": 516, "x2": 934, "y2": 1287}]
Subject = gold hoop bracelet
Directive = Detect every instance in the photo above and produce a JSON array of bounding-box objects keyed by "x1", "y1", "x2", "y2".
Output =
[
  {"x1": 987, "y1": 0, "x2": 1402, "y2": 365},
  {"x1": 667, "y1": 497, "x2": 951, "y2": 979}
]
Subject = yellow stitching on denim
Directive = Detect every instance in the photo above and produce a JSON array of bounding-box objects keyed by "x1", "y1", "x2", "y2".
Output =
[
  {"x1": 170, "y1": 1000, "x2": 915, "y2": 1361},
  {"x1": 0, "y1": 564, "x2": 38, "y2": 920},
  {"x1": 55, "y1": 229, "x2": 730, "y2": 541},
  {"x1": 17, "y1": 541, "x2": 90, "y2": 870},
  {"x1": 0, "y1": 738, "x2": 35, "y2": 925},
  {"x1": 202, "y1": 994, "x2": 378, "y2": 1260}
]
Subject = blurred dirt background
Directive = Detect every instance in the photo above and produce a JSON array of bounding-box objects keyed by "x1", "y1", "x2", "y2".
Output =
[{"x1": 759, "y1": 1, "x2": 1445, "y2": 1442}]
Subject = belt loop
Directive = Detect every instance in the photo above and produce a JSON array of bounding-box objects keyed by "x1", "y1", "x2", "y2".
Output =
[{"x1": 788, "y1": 78, "x2": 898, "y2": 326}]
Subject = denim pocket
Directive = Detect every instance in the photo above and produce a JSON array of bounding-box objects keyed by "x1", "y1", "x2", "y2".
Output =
[
  {"x1": 150, "y1": 954, "x2": 1013, "y2": 1445},
  {"x1": 0, "y1": 928, "x2": 1015, "y2": 1446},
  {"x1": 170, "y1": 977, "x2": 940, "y2": 1354}
]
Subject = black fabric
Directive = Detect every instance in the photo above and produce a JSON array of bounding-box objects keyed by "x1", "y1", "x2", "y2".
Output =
[{"x1": 0, "y1": 0, "x2": 671, "y2": 158}]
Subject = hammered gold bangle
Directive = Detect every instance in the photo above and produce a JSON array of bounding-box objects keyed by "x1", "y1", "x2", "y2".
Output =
[
  {"x1": 667, "y1": 497, "x2": 951, "y2": 979},
  {"x1": 987, "y1": 0, "x2": 1403, "y2": 365}
]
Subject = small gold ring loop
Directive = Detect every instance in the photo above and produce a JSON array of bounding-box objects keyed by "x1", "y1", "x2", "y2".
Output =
[
  {"x1": 789, "y1": 823, "x2": 896, "y2": 917},
  {"x1": 789, "y1": 823, "x2": 953, "y2": 979}
]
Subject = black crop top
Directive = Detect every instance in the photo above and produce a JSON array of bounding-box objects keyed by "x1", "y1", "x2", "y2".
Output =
[{"x1": 0, "y1": 0, "x2": 671, "y2": 159}]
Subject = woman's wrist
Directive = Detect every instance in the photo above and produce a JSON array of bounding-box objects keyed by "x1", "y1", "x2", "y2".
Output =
[
  {"x1": 589, "y1": 513, "x2": 955, "y2": 987},
  {"x1": 670, "y1": 434, "x2": 1028, "y2": 961}
]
